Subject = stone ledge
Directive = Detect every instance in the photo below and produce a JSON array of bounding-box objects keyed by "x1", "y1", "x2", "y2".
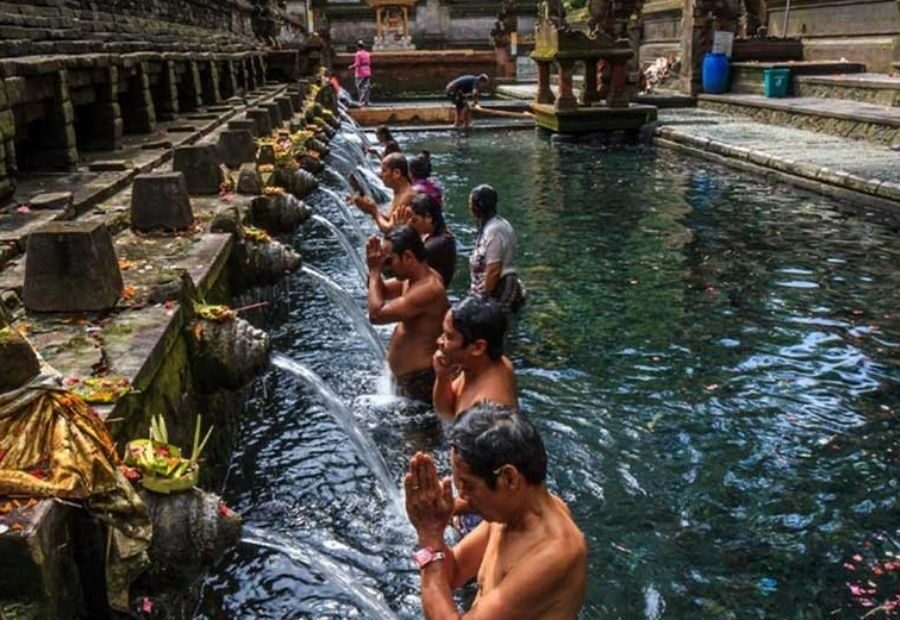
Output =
[{"x1": 653, "y1": 128, "x2": 900, "y2": 213}]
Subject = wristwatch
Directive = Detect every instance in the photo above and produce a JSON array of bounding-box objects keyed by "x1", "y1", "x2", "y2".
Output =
[{"x1": 413, "y1": 546, "x2": 446, "y2": 569}]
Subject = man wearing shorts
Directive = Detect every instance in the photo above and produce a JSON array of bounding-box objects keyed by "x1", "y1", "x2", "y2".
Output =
[{"x1": 445, "y1": 73, "x2": 489, "y2": 128}]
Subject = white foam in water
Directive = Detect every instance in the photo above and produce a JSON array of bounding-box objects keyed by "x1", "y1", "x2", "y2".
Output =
[
  {"x1": 241, "y1": 526, "x2": 400, "y2": 620},
  {"x1": 270, "y1": 352, "x2": 403, "y2": 518},
  {"x1": 311, "y1": 214, "x2": 367, "y2": 283},
  {"x1": 301, "y1": 265, "x2": 386, "y2": 359}
]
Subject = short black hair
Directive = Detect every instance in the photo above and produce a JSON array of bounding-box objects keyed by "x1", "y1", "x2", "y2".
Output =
[
  {"x1": 409, "y1": 151, "x2": 432, "y2": 180},
  {"x1": 382, "y1": 150, "x2": 407, "y2": 175},
  {"x1": 410, "y1": 192, "x2": 446, "y2": 235},
  {"x1": 469, "y1": 184, "x2": 498, "y2": 222},
  {"x1": 450, "y1": 296, "x2": 506, "y2": 360},
  {"x1": 383, "y1": 141, "x2": 402, "y2": 157},
  {"x1": 385, "y1": 225, "x2": 426, "y2": 261},
  {"x1": 357, "y1": 40, "x2": 365, "y2": 49},
  {"x1": 449, "y1": 402, "x2": 546, "y2": 489},
  {"x1": 375, "y1": 125, "x2": 394, "y2": 142}
]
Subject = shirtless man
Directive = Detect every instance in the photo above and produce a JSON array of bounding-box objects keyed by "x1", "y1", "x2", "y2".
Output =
[
  {"x1": 404, "y1": 402, "x2": 588, "y2": 619},
  {"x1": 433, "y1": 296, "x2": 517, "y2": 421},
  {"x1": 352, "y1": 152, "x2": 415, "y2": 233},
  {"x1": 366, "y1": 225, "x2": 449, "y2": 404}
]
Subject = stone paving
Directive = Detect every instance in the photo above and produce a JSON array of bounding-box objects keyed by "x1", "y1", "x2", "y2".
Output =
[{"x1": 656, "y1": 107, "x2": 900, "y2": 209}]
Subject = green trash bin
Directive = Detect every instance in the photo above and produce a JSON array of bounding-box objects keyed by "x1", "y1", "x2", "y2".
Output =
[{"x1": 763, "y1": 68, "x2": 791, "y2": 98}]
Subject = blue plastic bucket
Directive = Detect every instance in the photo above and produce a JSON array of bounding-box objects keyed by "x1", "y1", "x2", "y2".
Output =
[
  {"x1": 701, "y1": 52, "x2": 730, "y2": 94},
  {"x1": 764, "y1": 68, "x2": 791, "y2": 98}
]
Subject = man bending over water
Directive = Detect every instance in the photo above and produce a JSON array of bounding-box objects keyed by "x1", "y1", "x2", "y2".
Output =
[
  {"x1": 367, "y1": 226, "x2": 449, "y2": 404},
  {"x1": 405, "y1": 402, "x2": 588, "y2": 619},
  {"x1": 433, "y1": 296, "x2": 517, "y2": 420}
]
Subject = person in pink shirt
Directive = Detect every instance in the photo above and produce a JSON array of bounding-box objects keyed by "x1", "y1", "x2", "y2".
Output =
[{"x1": 350, "y1": 40, "x2": 371, "y2": 106}]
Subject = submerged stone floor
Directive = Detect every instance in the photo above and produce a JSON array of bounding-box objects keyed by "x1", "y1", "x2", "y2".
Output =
[{"x1": 655, "y1": 108, "x2": 900, "y2": 212}]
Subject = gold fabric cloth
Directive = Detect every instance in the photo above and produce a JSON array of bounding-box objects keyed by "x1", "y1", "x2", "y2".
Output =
[{"x1": 0, "y1": 375, "x2": 151, "y2": 611}]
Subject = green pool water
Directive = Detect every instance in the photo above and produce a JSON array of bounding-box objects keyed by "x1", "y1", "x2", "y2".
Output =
[{"x1": 201, "y1": 130, "x2": 899, "y2": 619}]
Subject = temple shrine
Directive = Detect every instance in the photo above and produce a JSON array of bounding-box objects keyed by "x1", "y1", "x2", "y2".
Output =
[{"x1": 366, "y1": 0, "x2": 416, "y2": 50}]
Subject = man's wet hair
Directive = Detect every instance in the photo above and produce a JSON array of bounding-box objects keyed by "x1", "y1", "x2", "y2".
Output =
[
  {"x1": 449, "y1": 402, "x2": 546, "y2": 489},
  {"x1": 375, "y1": 125, "x2": 394, "y2": 142},
  {"x1": 469, "y1": 184, "x2": 498, "y2": 222},
  {"x1": 450, "y1": 296, "x2": 506, "y2": 360},
  {"x1": 410, "y1": 193, "x2": 447, "y2": 235},
  {"x1": 385, "y1": 225, "x2": 426, "y2": 261},
  {"x1": 409, "y1": 151, "x2": 433, "y2": 180},
  {"x1": 382, "y1": 150, "x2": 407, "y2": 175},
  {"x1": 477, "y1": 73, "x2": 490, "y2": 83}
]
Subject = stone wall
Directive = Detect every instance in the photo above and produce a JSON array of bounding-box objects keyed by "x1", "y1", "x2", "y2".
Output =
[
  {"x1": 335, "y1": 49, "x2": 496, "y2": 96},
  {"x1": 324, "y1": 0, "x2": 538, "y2": 51},
  {"x1": 766, "y1": 0, "x2": 899, "y2": 72},
  {"x1": 0, "y1": 0, "x2": 313, "y2": 206}
]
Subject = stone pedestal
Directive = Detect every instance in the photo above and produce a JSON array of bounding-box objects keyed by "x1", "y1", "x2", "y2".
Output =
[
  {"x1": 260, "y1": 102, "x2": 283, "y2": 128},
  {"x1": 23, "y1": 221, "x2": 123, "y2": 312},
  {"x1": 156, "y1": 60, "x2": 180, "y2": 121},
  {"x1": 274, "y1": 96, "x2": 294, "y2": 121},
  {"x1": 246, "y1": 108, "x2": 272, "y2": 137},
  {"x1": 217, "y1": 130, "x2": 257, "y2": 169},
  {"x1": 131, "y1": 172, "x2": 194, "y2": 232},
  {"x1": 173, "y1": 145, "x2": 224, "y2": 195},
  {"x1": 227, "y1": 119, "x2": 258, "y2": 138}
]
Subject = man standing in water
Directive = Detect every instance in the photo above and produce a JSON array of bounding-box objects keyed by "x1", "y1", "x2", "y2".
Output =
[
  {"x1": 367, "y1": 226, "x2": 449, "y2": 404},
  {"x1": 433, "y1": 296, "x2": 517, "y2": 420},
  {"x1": 405, "y1": 402, "x2": 588, "y2": 619},
  {"x1": 352, "y1": 152, "x2": 415, "y2": 232}
]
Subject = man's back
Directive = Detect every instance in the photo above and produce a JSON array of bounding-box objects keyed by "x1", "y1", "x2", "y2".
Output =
[
  {"x1": 453, "y1": 355, "x2": 517, "y2": 416},
  {"x1": 446, "y1": 74, "x2": 478, "y2": 95},
  {"x1": 388, "y1": 269, "x2": 448, "y2": 376}
]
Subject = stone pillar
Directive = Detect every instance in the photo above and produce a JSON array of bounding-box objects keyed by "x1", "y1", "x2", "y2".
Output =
[
  {"x1": 199, "y1": 60, "x2": 222, "y2": 106},
  {"x1": 181, "y1": 60, "x2": 203, "y2": 111},
  {"x1": 679, "y1": 0, "x2": 716, "y2": 96},
  {"x1": 245, "y1": 58, "x2": 257, "y2": 91},
  {"x1": 121, "y1": 62, "x2": 156, "y2": 134},
  {"x1": 256, "y1": 56, "x2": 267, "y2": 86},
  {"x1": 608, "y1": 57, "x2": 630, "y2": 107},
  {"x1": 220, "y1": 60, "x2": 237, "y2": 99},
  {"x1": 535, "y1": 60, "x2": 554, "y2": 104},
  {"x1": 555, "y1": 60, "x2": 578, "y2": 111},
  {"x1": 157, "y1": 59, "x2": 180, "y2": 121},
  {"x1": 0, "y1": 79, "x2": 15, "y2": 201},
  {"x1": 376, "y1": 8, "x2": 383, "y2": 37},
  {"x1": 580, "y1": 59, "x2": 599, "y2": 105},
  {"x1": 95, "y1": 66, "x2": 123, "y2": 150},
  {"x1": 43, "y1": 70, "x2": 78, "y2": 168}
]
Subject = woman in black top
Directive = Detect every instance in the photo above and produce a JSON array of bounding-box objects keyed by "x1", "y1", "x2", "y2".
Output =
[{"x1": 408, "y1": 193, "x2": 456, "y2": 288}]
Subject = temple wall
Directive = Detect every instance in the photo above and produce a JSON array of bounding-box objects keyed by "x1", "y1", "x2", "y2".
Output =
[
  {"x1": 767, "y1": 0, "x2": 899, "y2": 72},
  {"x1": 637, "y1": 0, "x2": 898, "y2": 73},
  {"x1": 335, "y1": 49, "x2": 496, "y2": 95}
]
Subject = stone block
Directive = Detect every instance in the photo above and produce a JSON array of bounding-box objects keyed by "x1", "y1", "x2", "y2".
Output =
[
  {"x1": 236, "y1": 163, "x2": 261, "y2": 195},
  {"x1": 29, "y1": 191, "x2": 73, "y2": 215},
  {"x1": 287, "y1": 91, "x2": 301, "y2": 111},
  {"x1": 87, "y1": 159, "x2": 129, "y2": 172},
  {"x1": 216, "y1": 129, "x2": 255, "y2": 169},
  {"x1": 130, "y1": 172, "x2": 194, "y2": 232},
  {"x1": 274, "y1": 96, "x2": 294, "y2": 120},
  {"x1": 246, "y1": 108, "x2": 271, "y2": 136},
  {"x1": 227, "y1": 118, "x2": 257, "y2": 137},
  {"x1": 0, "y1": 324, "x2": 40, "y2": 392},
  {"x1": 173, "y1": 144, "x2": 223, "y2": 195},
  {"x1": 260, "y1": 102, "x2": 282, "y2": 128},
  {"x1": 257, "y1": 143, "x2": 275, "y2": 166},
  {"x1": 23, "y1": 221, "x2": 123, "y2": 312}
]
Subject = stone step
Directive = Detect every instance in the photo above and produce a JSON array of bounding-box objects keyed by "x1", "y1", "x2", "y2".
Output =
[
  {"x1": 697, "y1": 93, "x2": 900, "y2": 147},
  {"x1": 793, "y1": 73, "x2": 900, "y2": 107},
  {"x1": 729, "y1": 60, "x2": 866, "y2": 96}
]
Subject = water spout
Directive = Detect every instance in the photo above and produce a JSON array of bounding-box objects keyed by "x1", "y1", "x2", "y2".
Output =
[
  {"x1": 311, "y1": 214, "x2": 367, "y2": 283},
  {"x1": 241, "y1": 525, "x2": 400, "y2": 620},
  {"x1": 317, "y1": 185, "x2": 368, "y2": 245},
  {"x1": 301, "y1": 265, "x2": 386, "y2": 359},
  {"x1": 356, "y1": 165, "x2": 392, "y2": 203},
  {"x1": 270, "y1": 353, "x2": 403, "y2": 518}
]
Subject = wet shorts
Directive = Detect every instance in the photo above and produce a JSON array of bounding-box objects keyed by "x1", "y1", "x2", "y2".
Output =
[
  {"x1": 450, "y1": 90, "x2": 468, "y2": 112},
  {"x1": 489, "y1": 274, "x2": 526, "y2": 314},
  {"x1": 396, "y1": 367, "x2": 436, "y2": 405}
]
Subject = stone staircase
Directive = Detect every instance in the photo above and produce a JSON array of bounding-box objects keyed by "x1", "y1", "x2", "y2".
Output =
[{"x1": 698, "y1": 62, "x2": 900, "y2": 148}]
